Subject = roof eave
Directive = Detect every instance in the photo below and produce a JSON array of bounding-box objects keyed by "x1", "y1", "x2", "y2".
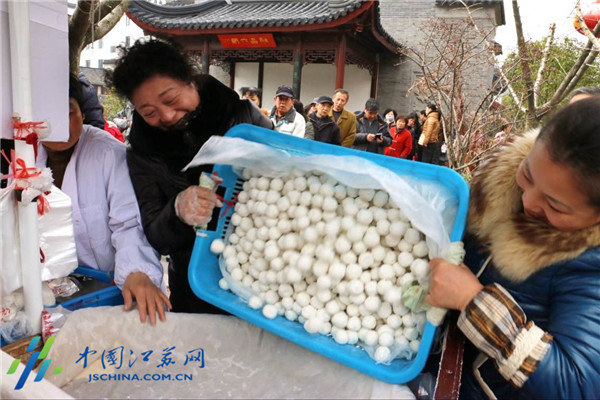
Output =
[{"x1": 127, "y1": 1, "x2": 374, "y2": 36}]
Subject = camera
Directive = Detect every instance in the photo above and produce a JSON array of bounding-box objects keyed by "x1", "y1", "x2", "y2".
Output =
[{"x1": 375, "y1": 133, "x2": 383, "y2": 140}]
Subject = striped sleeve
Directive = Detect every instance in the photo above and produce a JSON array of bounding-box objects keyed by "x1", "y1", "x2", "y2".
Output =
[{"x1": 457, "y1": 283, "x2": 553, "y2": 388}]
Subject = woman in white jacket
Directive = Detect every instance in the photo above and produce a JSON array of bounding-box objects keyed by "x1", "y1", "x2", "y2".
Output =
[{"x1": 37, "y1": 74, "x2": 170, "y2": 325}]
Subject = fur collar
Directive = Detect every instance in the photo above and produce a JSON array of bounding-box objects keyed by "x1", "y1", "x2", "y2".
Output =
[{"x1": 467, "y1": 129, "x2": 600, "y2": 282}]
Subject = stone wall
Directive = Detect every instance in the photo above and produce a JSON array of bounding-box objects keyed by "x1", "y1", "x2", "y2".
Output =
[{"x1": 377, "y1": 0, "x2": 500, "y2": 116}]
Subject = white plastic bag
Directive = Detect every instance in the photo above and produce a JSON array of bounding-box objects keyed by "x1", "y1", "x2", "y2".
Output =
[
  {"x1": 184, "y1": 136, "x2": 459, "y2": 258},
  {"x1": 0, "y1": 184, "x2": 22, "y2": 297},
  {"x1": 38, "y1": 185, "x2": 78, "y2": 281}
]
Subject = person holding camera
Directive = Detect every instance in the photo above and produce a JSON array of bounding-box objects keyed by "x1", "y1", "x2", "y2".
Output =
[{"x1": 353, "y1": 98, "x2": 392, "y2": 154}]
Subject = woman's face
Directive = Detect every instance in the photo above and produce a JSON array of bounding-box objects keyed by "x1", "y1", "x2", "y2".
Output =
[
  {"x1": 131, "y1": 75, "x2": 200, "y2": 131},
  {"x1": 516, "y1": 141, "x2": 600, "y2": 231},
  {"x1": 396, "y1": 119, "x2": 406, "y2": 130},
  {"x1": 42, "y1": 98, "x2": 83, "y2": 152},
  {"x1": 243, "y1": 92, "x2": 260, "y2": 106}
]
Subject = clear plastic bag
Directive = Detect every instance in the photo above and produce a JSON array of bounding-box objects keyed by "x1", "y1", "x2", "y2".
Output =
[
  {"x1": 0, "y1": 311, "x2": 32, "y2": 344},
  {"x1": 185, "y1": 136, "x2": 459, "y2": 258}
]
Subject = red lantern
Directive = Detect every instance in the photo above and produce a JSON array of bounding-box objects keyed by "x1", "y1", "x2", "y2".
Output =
[{"x1": 575, "y1": 0, "x2": 600, "y2": 36}]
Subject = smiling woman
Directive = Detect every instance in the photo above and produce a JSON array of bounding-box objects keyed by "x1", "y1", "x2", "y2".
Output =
[
  {"x1": 106, "y1": 39, "x2": 273, "y2": 314},
  {"x1": 130, "y1": 76, "x2": 200, "y2": 131},
  {"x1": 426, "y1": 97, "x2": 600, "y2": 399}
]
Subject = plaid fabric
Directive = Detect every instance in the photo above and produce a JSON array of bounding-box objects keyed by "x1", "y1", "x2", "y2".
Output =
[{"x1": 458, "y1": 284, "x2": 553, "y2": 388}]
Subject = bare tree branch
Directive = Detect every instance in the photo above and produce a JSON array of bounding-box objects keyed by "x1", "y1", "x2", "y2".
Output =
[
  {"x1": 89, "y1": 0, "x2": 131, "y2": 44},
  {"x1": 512, "y1": 0, "x2": 537, "y2": 127},
  {"x1": 575, "y1": 0, "x2": 600, "y2": 49},
  {"x1": 68, "y1": 0, "x2": 130, "y2": 73},
  {"x1": 533, "y1": 23, "x2": 555, "y2": 107},
  {"x1": 538, "y1": 13, "x2": 600, "y2": 115}
]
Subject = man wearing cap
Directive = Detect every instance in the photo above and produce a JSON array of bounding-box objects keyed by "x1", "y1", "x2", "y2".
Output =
[
  {"x1": 269, "y1": 85, "x2": 306, "y2": 138},
  {"x1": 307, "y1": 96, "x2": 341, "y2": 145},
  {"x1": 329, "y1": 89, "x2": 356, "y2": 148},
  {"x1": 354, "y1": 98, "x2": 392, "y2": 154}
]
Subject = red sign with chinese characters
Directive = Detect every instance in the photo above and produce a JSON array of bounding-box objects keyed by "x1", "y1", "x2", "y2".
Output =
[{"x1": 218, "y1": 33, "x2": 277, "y2": 48}]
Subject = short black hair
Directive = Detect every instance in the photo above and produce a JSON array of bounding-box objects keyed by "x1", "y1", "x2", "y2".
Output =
[
  {"x1": 106, "y1": 38, "x2": 196, "y2": 100},
  {"x1": 420, "y1": 110, "x2": 426, "y2": 117},
  {"x1": 570, "y1": 86, "x2": 600, "y2": 100},
  {"x1": 538, "y1": 96, "x2": 600, "y2": 209},
  {"x1": 365, "y1": 98, "x2": 379, "y2": 112},
  {"x1": 69, "y1": 73, "x2": 84, "y2": 110},
  {"x1": 240, "y1": 86, "x2": 262, "y2": 98},
  {"x1": 396, "y1": 114, "x2": 408, "y2": 124},
  {"x1": 293, "y1": 100, "x2": 305, "y2": 117},
  {"x1": 427, "y1": 103, "x2": 438, "y2": 112},
  {"x1": 383, "y1": 108, "x2": 397, "y2": 119}
]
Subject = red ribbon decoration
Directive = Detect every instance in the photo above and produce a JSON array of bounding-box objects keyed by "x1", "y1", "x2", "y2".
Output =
[
  {"x1": 217, "y1": 192, "x2": 238, "y2": 218},
  {"x1": 1, "y1": 149, "x2": 49, "y2": 216},
  {"x1": 37, "y1": 192, "x2": 50, "y2": 216},
  {"x1": 13, "y1": 120, "x2": 45, "y2": 160}
]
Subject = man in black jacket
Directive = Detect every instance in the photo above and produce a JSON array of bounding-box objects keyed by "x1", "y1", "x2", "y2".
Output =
[
  {"x1": 353, "y1": 98, "x2": 392, "y2": 154},
  {"x1": 307, "y1": 96, "x2": 341, "y2": 145},
  {"x1": 107, "y1": 39, "x2": 273, "y2": 314}
]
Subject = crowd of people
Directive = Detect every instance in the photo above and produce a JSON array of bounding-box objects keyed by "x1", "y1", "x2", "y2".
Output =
[
  {"x1": 238, "y1": 83, "x2": 445, "y2": 165},
  {"x1": 35, "y1": 38, "x2": 600, "y2": 398}
]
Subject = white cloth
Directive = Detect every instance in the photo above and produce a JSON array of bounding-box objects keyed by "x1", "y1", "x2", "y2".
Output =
[
  {"x1": 46, "y1": 306, "x2": 416, "y2": 399},
  {"x1": 37, "y1": 125, "x2": 163, "y2": 290},
  {"x1": 270, "y1": 110, "x2": 306, "y2": 138}
]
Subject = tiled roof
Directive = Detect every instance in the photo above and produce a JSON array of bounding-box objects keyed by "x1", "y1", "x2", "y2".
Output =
[
  {"x1": 127, "y1": 0, "x2": 401, "y2": 52},
  {"x1": 128, "y1": 0, "x2": 367, "y2": 31},
  {"x1": 435, "y1": 0, "x2": 502, "y2": 5}
]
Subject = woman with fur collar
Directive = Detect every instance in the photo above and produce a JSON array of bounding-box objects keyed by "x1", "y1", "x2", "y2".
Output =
[{"x1": 427, "y1": 97, "x2": 600, "y2": 399}]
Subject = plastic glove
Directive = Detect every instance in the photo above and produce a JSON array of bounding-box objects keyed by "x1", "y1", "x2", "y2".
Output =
[
  {"x1": 174, "y1": 186, "x2": 222, "y2": 226},
  {"x1": 400, "y1": 242, "x2": 466, "y2": 326}
]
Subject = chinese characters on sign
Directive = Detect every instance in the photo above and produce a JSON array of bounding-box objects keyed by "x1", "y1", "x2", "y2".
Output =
[
  {"x1": 76, "y1": 345, "x2": 204, "y2": 383},
  {"x1": 218, "y1": 33, "x2": 277, "y2": 48},
  {"x1": 76, "y1": 346, "x2": 205, "y2": 370}
]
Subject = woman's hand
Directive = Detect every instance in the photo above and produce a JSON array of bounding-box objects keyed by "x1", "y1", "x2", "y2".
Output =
[
  {"x1": 174, "y1": 185, "x2": 220, "y2": 226},
  {"x1": 426, "y1": 258, "x2": 484, "y2": 311},
  {"x1": 122, "y1": 272, "x2": 172, "y2": 325}
]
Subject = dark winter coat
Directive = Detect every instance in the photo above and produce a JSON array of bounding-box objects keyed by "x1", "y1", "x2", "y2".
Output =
[
  {"x1": 459, "y1": 130, "x2": 600, "y2": 399},
  {"x1": 78, "y1": 72, "x2": 105, "y2": 129},
  {"x1": 353, "y1": 112, "x2": 392, "y2": 154},
  {"x1": 126, "y1": 74, "x2": 273, "y2": 314},
  {"x1": 307, "y1": 112, "x2": 341, "y2": 145}
]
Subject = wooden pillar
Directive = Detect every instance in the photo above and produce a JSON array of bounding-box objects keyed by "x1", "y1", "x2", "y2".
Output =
[
  {"x1": 335, "y1": 34, "x2": 346, "y2": 89},
  {"x1": 229, "y1": 60, "x2": 235, "y2": 89},
  {"x1": 292, "y1": 38, "x2": 303, "y2": 99},
  {"x1": 370, "y1": 54, "x2": 380, "y2": 98},
  {"x1": 201, "y1": 39, "x2": 210, "y2": 74},
  {"x1": 258, "y1": 61, "x2": 265, "y2": 107}
]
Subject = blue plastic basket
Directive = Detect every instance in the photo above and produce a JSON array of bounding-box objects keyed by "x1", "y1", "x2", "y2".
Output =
[
  {"x1": 188, "y1": 124, "x2": 469, "y2": 384},
  {"x1": 57, "y1": 266, "x2": 124, "y2": 311}
]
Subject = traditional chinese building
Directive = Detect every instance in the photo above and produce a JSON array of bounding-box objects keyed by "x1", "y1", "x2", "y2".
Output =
[{"x1": 127, "y1": 0, "x2": 504, "y2": 114}]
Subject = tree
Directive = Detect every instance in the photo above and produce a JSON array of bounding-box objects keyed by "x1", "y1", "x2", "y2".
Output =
[
  {"x1": 500, "y1": 0, "x2": 600, "y2": 128},
  {"x1": 69, "y1": 0, "x2": 131, "y2": 74},
  {"x1": 501, "y1": 36, "x2": 600, "y2": 126},
  {"x1": 405, "y1": 0, "x2": 600, "y2": 175},
  {"x1": 403, "y1": 16, "x2": 505, "y2": 173}
]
